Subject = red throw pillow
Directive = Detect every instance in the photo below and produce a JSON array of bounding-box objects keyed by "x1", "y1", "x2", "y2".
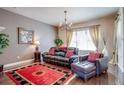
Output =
[
  {"x1": 58, "y1": 47, "x2": 67, "y2": 52},
  {"x1": 65, "y1": 50, "x2": 74, "y2": 58},
  {"x1": 88, "y1": 52, "x2": 101, "y2": 62},
  {"x1": 48, "y1": 48, "x2": 55, "y2": 55}
]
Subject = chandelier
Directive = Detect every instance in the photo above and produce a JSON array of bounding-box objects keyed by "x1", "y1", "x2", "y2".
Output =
[
  {"x1": 61, "y1": 10, "x2": 72, "y2": 47},
  {"x1": 59, "y1": 10, "x2": 72, "y2": 31}
]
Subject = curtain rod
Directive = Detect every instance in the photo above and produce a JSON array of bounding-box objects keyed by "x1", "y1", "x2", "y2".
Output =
[{"x1": 71, "y1": 24, "x2": 101, "y2": 29}]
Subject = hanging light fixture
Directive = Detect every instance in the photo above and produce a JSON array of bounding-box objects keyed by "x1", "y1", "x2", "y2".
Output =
[
  {"x1": 64, "y1": 10, "x2": 67, "y2": 32},
  {"x1": 63, "y1": 10, "x2": 72, "y2": 30},
  {"x1": 59, "y1": 11, "x2": 72, "y2": 29},
  {"x1": 64, "y1": 10, "x2": 72, "y2": 46},
  {"x1": 59, "y1": 10, "x2": 72, "y2": 46}
]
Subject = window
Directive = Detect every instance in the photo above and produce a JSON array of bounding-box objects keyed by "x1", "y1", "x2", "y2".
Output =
[{"x1": 69, "y1": 28, "x2": 96, "y2": 51}]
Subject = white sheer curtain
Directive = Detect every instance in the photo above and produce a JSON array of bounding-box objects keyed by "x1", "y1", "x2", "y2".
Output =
[
  {"x1": 89, "y1": 25, "x2": 110, "y2": 58},
  {"x1": 89, "y1": 26, "x2": 99, "y2": 51},
  {"x1": 102, "y1": 33, "x2": 109, "y2": 57},
  {"x1": 69, "y1": 28, "x2": 96, "y2": 51},
  {"x1": 109, "y1": 15, "x2": 120, "y2": 64},
  {"x1": 66, "y1": 30, "x2": 73, "y2": 47}
]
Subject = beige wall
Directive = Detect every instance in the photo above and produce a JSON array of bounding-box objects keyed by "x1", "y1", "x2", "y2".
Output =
[
  {"x1": 0, "y1": 8, "x2": 57, "y2": 65},
  {"x1": 58, "y1": 14, "x2": 116, "y2": 58},
  {"x1": 58, "y1": 28, "x2": 67, "y2": 46}
]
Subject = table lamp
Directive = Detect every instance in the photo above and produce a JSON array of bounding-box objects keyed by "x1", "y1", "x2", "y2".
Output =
[{"x1": 34, "y1": 40, "x2": 40, "y2": 52}]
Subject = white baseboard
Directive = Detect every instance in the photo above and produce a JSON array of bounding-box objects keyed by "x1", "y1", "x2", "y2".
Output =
[{"x1": 4, "y1": 59, "x2": 34, "y2": 70}]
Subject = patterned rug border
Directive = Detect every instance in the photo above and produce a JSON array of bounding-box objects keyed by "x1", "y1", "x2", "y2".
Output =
[{"x1": 5, "y1": 63, "x2": 74, "y2": 85}]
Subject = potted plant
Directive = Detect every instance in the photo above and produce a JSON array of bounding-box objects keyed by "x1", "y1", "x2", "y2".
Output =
[
  {"x1": 54, "y1": 38, "x2": 63, "y2": 47},
  {"x1": 0, "y1": 33, "x2": 9, "y2": 54}
]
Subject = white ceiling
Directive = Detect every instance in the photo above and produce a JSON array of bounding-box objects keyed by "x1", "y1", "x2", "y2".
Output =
[{"x1": 2, "y1": 7, "x2": 118, "y2": 26}]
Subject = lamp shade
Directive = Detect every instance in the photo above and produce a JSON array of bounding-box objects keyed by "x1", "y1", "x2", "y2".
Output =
[{"x1": 34, "y1": 41, "x2": 40, "y2": 45}]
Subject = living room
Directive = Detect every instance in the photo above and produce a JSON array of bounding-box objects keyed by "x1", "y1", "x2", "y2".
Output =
[{"x1": 0, "y1": 7, "x2": 124, "y2": 85}]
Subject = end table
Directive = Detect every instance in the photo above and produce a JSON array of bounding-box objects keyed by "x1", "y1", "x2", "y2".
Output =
[
  {"x1": 0, "y1": 64, "x2": 3, "y2": 77},
  {"x1": 34, "y1": 51, "x2": 41, "y2": 62}
]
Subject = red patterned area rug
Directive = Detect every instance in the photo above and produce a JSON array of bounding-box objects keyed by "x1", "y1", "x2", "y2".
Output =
[{"x1": 5, "y1": 63, "x2": 74, "y2": 85}]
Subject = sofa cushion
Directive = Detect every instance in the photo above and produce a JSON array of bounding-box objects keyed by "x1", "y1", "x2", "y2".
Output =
[
  {"x1": 48, "y1": 48, "x2": 55, "y2": 55},
  {"x1": 88, "y1": 52, "x2": 101, "y2": 62},
  {"x1": 54, "y1": 56, "x2": 69, "y2": 62},
  {"x1": 55, "y1": 52, "x2": 60, "y2": 56},
  {"x1": 44, "y1": 55, "x2": 55, "y2": 59},
  {"x1": 67, "y1": 47, "x2": 78, "y2": 55},
  {"x1": 55, "y1": 52, "x2": 65, "y2": 57},
  {"x1": 65, "y1": 50, "x2": 74, "y2": 58},
  {"x1": 58, "y1": 47, "x2": 67, "y2": 52}
]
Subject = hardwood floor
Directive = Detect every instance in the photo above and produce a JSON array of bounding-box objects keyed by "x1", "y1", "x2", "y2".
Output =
[
  {"x1": 69, "y1": 63, "x2": 124, "y2": 85},
  {"x1": 69, "y1": 72, "x2": 116, "y2": 85},
  {"x1": 0, "y1": 62, "x2": 123, "y2": 85},
  {"x1": 0, "y1": 73, "x2": 15, "y2": 85}
]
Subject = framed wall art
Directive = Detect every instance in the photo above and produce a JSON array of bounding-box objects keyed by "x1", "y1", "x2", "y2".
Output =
[{"x1": 18, "y1": 27, "x2": 34, "y2": 44}]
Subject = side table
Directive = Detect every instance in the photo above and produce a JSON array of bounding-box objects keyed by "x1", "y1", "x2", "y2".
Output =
[
  {"x1": 0, "y1": 64, "x2": 3, "y2": 77},
  {"x1": 34, "y1": 52, "x2": 41, "y2": 62}
]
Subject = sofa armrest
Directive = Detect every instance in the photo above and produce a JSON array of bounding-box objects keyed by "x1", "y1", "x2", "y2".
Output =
[
  {"x1": 70, "y1": 55, "x2": 78, "y2": 58},
  {"x1": 42, "y1": 52, "x2": 48, "y2": 57},
  {"x1": 79, "y1": 54, "x2": 89, "y2": 62},
  {"x1": 69, "y1": 55, "x2": 79, "y2": 63},
  {"x1": 95, "y1": 56, "x2": 109, "y2": 75}
]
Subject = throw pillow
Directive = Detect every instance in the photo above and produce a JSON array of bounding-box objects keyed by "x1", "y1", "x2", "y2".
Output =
[
  {"x1": 48, "y1": 48, "x2": 55, "y2": 55},
  {"x1": 67, "y1": 47, "x2": 76, "y2": 54},
  {"x1": 65, "y1": 50, "x2": 74, "y2": 58},
  {"x1": 55, "y1": 52, "x2": 60, "y2": 56},
  {"x1": 55, "y1": 52, "x2": 65, "y2": 57},
  {"x1": 88, "y1": 52, "x2": 101, "y2": 62},
  {"x1": 58, "y1": 47, "x2": 67, "y2": 52}
]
